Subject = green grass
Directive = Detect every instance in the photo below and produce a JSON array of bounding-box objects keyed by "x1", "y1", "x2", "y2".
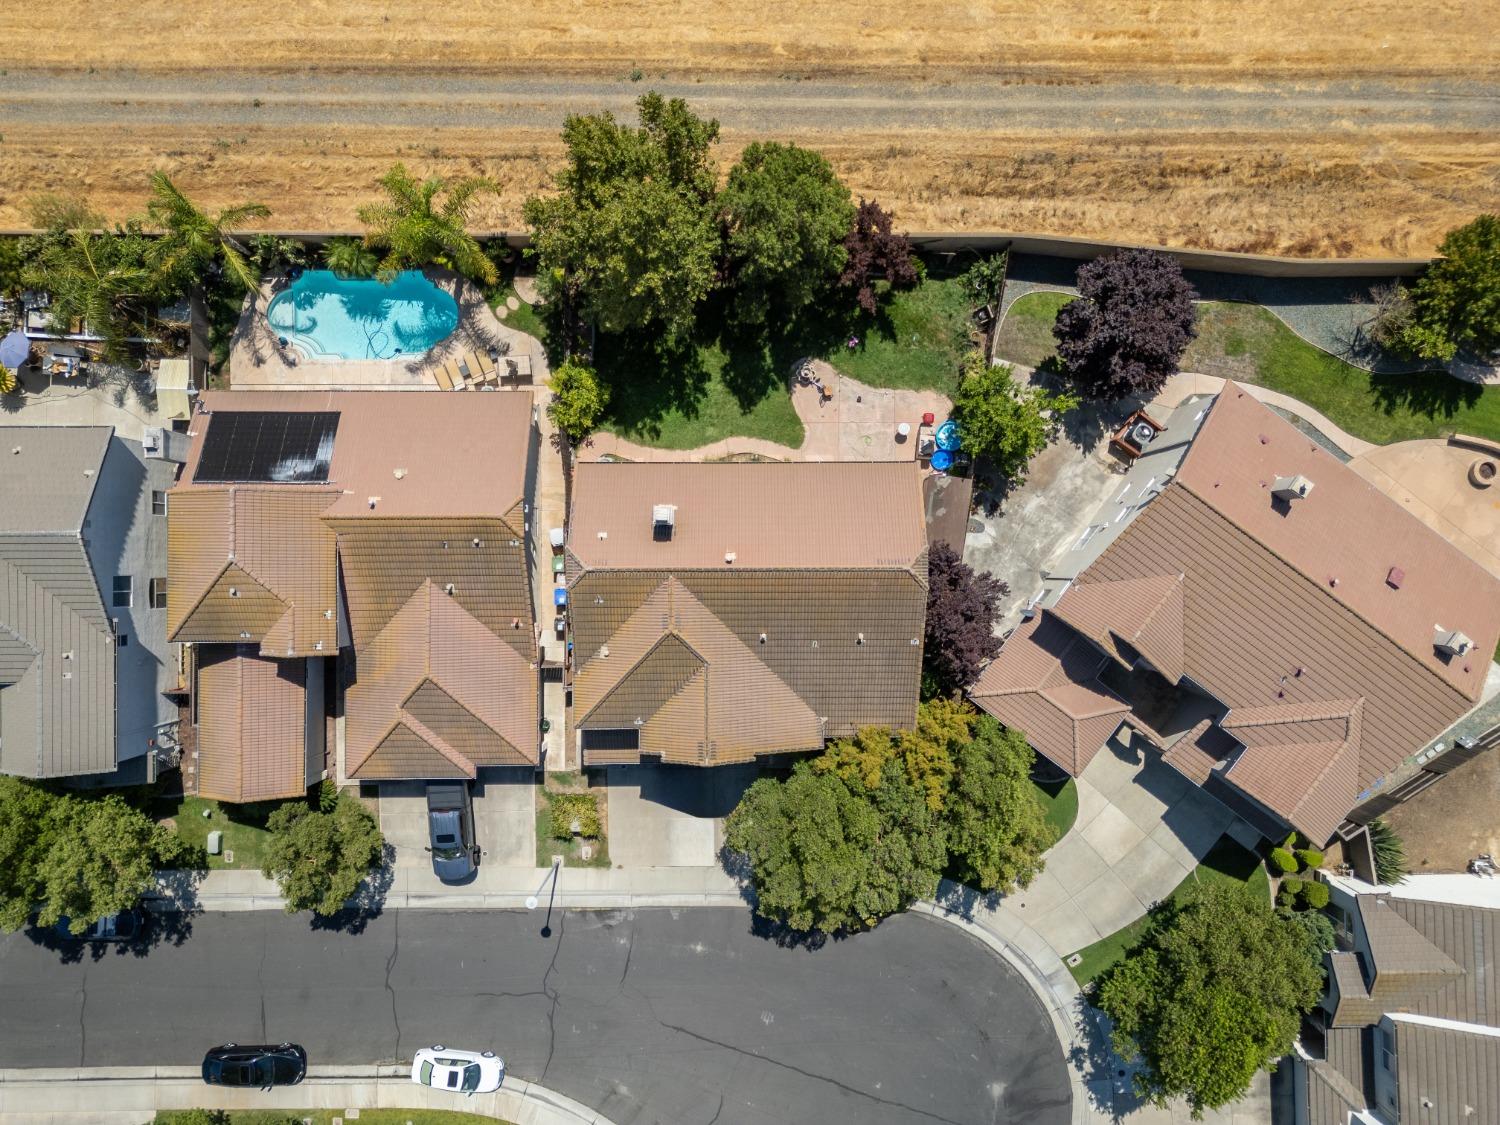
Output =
[
  {"x1": 1033, "y1": 776, "x2": 1079, "y2": 843},
  {"x1": 1066, "y1": 836, "x2": 1270, "y2": 986},
  {"x1": 490, "y1": 283, "x2": 550, "y2": 345},
  {"x1": 994, "y1": 292, "x2": 1496, "y2": 447},
  {"x1": 156, "y1": 1111, "x2": 513, "y2": 1125},
  {"x1": 822, "y1": 275, "x2": 974, "y2": 394},
  {"x1": 151, "y1": 794, "x2": 287, "y2": 871},
  {"x1": 535, "y1": 786, "x2": 611, "y2": 869}
]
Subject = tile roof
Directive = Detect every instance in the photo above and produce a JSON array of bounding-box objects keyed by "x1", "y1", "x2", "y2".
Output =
[
  {"x1": 194, "y1": 646, "x2": 311, "y2": 803},
  {"x1": 969, "y1": 612, "x2": 1131, "y2": 774},
  {"x1": 567, "y1": 461, "x2": 927, "y2": 571},
  {"x1": 567, "y1": 462, "x2": 927, "y2": 765},
  {"x1": 1050, "y1": 573, "x2": 1185, "y2": 683},
  {"x1": 0, "y1": 427, "x2": 116, "y2": 778},
  {"x1": 346, "y1": 580, "x2": 538, "y2": 780},
  {"x1": 1161, "y1": 718, "x2": 1237, "y2": 786}
]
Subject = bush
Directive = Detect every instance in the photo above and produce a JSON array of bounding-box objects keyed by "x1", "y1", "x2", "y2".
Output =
[
  {"x1": 1268, "y1": 847, "x2": 1298, "y2": 874},
  {"x1": 1368, "y1": 818, "x2": 1409, "y2": 886},
  {"x1": 318, "y1": 778, "x2": 339, "y2": 813},
  {"x1": 549, "y1": 792, "x2": 600, "y2": 840},
  {"x1": 547, "y1": 359, "x2": 610, "y2": 442},
  {"x1": 261, "y1": 798, "x2": 385, "y2": 917},
  {"x1": 1300, "y1": 880, "x2": 1330, "y2": 910},
  {"x1": 1295, "y1": 848, "x2": 1325, "y2": 871},
  {"x1": 950, "y1": 353, "x2": 1079, "y2": 485}
]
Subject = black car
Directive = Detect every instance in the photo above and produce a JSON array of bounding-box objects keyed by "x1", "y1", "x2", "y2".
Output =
[
  {"x1": 202, "y1": 1043, "x2": 308, "y2": 1088},
  {"x1": 53, "y1": 908, "x2": 144, "y2": 942},
  {"x1": 426, "y1": 782, "x2": 479, "y2": 883}
]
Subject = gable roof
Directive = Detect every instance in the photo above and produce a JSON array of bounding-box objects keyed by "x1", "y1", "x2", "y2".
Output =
[
  {"x1": 346, "y1": 580, "x2": 538, "y2": 779},
  {"x1": 194, "y1": 647, "x2": 311, "y2": 803},
  {"x1": 566, "y1": 462, "x2": 928, "y2": 763},
  {"x1": 0, "y1": 427, "x2": 117, "y2": 778},
  {"x1": 1050, "y1": 573, "x2": 1186, "y2": 683},
  {"x1": 969, "y1": 611, "x2": 1131, "y2": 775}
]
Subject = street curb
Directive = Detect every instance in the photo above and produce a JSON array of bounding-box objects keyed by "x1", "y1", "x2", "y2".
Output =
[{"x1": 0, "y1": 1066, "x2": 612, "y2": 1125}]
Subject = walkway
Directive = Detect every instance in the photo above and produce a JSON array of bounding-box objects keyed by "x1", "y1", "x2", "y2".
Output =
[
  {"x1": 0, "y1": 1066, "x2": 606, "y2": 1125},
  {"x1": 581, "y1": 366, "x2": 952, "y2": 464}
]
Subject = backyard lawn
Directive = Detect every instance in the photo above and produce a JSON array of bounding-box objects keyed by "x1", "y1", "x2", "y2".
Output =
[
  {"x1": 1066, "y1": 836, "x2": 1270, "y2": 986},
  {"x1": 822, "y1": 274, "x2": 973, "y2": 394},
  {"x1": 150, "y1": 794, "x2": 285, "y2": 871},
  {"x1": 1033, "y1": 776, "x2": 1079, "y2": 843},
  {"x1": 994, "y1": 292, "x2": 1499, "y2": 447}
]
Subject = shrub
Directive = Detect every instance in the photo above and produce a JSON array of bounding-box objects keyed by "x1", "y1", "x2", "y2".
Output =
[
  {"x1": 1396, "y1": 214, "x2": 1500, "y2": 361},
  {"x1": 1300, "y1": 880, "x2": 1330, "y2": 910},
  {"x1": 1368, "y1": 818, "x2": 1409, "y2": 886},
  {"x1": 1295, "y1": 848, "x2": 1325, "y2": 871},
  {"x1": 1268, "y1": 847, "x2": 1298, "y2": 875},
  {"x1": 1277, "y1": 885, "x2": 1300, "y2": 909},
  {"x1": 549, "y1": 792, "x2": 600, "y2": 840},
  {"x1": 318, "y1": 778, "x2": 339, "y2": 813},
  {"x1": 951, "y1": 353, "x2": 1079, "y2": 485},
  {"x1": 0, "y1": 364, "x2": 17, "y2": 395},
  {"x1": 547, "y1": 359, "x2": 610, "y2": 442}
]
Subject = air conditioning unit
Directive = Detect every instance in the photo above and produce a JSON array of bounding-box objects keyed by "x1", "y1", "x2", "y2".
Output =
[
  {"x1": 1434, "y1": 627, "x2": 1473, "y2": 657},
  {"x1": 1271, "y1": 474, "x2": 1315, "y2": 503},
  {"x1": 142, "y1": 427, "x2": 189, "y2": 463}
]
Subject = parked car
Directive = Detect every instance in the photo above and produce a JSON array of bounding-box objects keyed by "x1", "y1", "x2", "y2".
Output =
[
  {"x1": 410, "y1": 1046, "x2": 504, "y2": 1095},
  {"x1": 426, "y1": 782, "x2": 479, "y2": 883},
  {"x1": 201, "y1": 1043, "x2": 307, "y2": 1088},
  {"x1": 53, "y1": 908, "x2": 144, "y2": 942}
]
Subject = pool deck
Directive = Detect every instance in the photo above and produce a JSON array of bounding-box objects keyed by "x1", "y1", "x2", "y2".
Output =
[{"x1": 229, "y1": 268, "x2": 510, "y2": 391}]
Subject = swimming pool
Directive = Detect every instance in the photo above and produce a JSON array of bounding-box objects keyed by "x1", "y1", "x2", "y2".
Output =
[{"x1": 265, "y1": 270, "x2": 459, "y2": 361}]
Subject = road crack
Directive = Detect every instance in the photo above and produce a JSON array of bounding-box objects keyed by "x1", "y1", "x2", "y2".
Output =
[
  {"x1": 384, "y1": 909, "x2": 402, "y2": 1061},
  {"x1": 538, "y1": 910, "x2": 565, "y2": 1083}
]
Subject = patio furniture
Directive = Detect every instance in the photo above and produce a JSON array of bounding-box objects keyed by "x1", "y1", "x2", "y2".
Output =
[
  {"x1": 433, "y1": 364, "x2": 456, "y2": 391},
  {"x1": 503, "y1": 354, "x2": 533, "y2": 385},
  {"x1": 464, "y1": 350, "x2": 498, "y2": 387}
]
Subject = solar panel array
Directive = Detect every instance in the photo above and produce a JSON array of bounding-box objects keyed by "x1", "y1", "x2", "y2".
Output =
[{"x1": 194, "y1": 411, "x2": 340, "y2": 484}]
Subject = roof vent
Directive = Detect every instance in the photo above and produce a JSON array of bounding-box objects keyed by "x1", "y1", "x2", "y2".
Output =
[
  {"x1": 324, "y1": 609, "x2": 334, "y2": 619},
  {"x1": 472, "y1": 538, "x2": 481, "y2": 548},
  {"x1": 759, "y1": 633, "x2": 767, "y2": 644},
  {"x1": 652, "y1": 503, "x2": 676, "y2": 541},
  {"x1": 367, "y1": 496, "x2": 379, "y2": 509},
  {"x1": 10, "y1": 446, "x2": 19, "y2": 455},
  {"x1": 725, "y1": 551, "x2": 736, "y2": 565},
  {"x1": 1386, "y1": 566, "x2": 1405, "y2": 590},
  {"x1": 444, "y1": 583, "x2": 456, "y2": 595},
  {"x1": 598, "y1": 531, "x2": 608, "y2": 540},
  {"x1": 1271, "y1": 474, "x2": 1314, "y2": 503},
  {"x1": 856, "y1": 633, "x2": 865, "y2": 646},
  {"x1": 393, "y1": 468, "x2": 407, "y2": 479},
  {"x1": 600, "y1": 645, "x2": 610, "y2": 658},
  {"x1": 239, "y1": 630, "x2": 251, "y2": 639},
  {"x1": 228, "y1": 587, "x2": 240, "y2": 598},
  {"x1": 314, "y1": 641, "x2": 323, "y2": 651},
  {"x1": 1435, "y1": 627, "x2": 1473, "y2": 657}
]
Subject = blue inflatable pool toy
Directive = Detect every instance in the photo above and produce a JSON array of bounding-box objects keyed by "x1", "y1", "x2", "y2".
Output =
[
  {"x1": 935, "y1": 420, "x2": 961, "y2": 451},
  {"x1": 930, "y1": 449, "x2": 954, "y2": 472}
]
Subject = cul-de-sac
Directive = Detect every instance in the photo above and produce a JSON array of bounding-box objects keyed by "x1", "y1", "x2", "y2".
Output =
[{"x1": 0, "y1": 15, "x2": 1498, "y2": 1125}]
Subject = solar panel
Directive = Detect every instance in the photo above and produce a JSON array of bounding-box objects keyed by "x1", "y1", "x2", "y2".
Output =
[{"x1": 193, "y1": 411, "x2": 340, "y2": 484}]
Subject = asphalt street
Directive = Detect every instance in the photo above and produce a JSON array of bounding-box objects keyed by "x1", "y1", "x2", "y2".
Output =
[{"x1": 0, "y1": 907, "x2": 1071, "y2": 1125}]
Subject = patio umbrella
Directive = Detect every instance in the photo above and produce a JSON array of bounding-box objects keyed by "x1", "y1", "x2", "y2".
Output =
[{"x1": 0, "y1": 330, "x2": 29, "y2": 369}]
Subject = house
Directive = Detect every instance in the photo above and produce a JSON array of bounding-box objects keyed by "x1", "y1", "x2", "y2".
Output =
[
  {"x1": 565, "y1": 461, "x2": 928, "y2": 767},
  {"x1": 970, "y1": 385, "x2": 1500, "y2": 845},
  {"x1": 1294, "y1": 875, "x2": 1500, "y2": 1125},
  {"x1": 167, "y1": 392, "x2": 538, "y2": 801},
  {"x1": 0, "y1": 426, "x2": 180, "y2": 784}
]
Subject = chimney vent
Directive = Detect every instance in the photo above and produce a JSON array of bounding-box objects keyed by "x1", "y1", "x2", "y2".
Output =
[
  {"x1": 393, "y1": 468, "x2": 406, "y2": 479},
  {"x1": 1435, "y1": 627, "x2": 1473, "y2": 657},
  {"x1": 725, "y1": 551, "x2": 736, "y2": 565},
  {"x1": 444, "y1": 583, "x2": 456, "y2": 595},
  {"x1": 652, "y1": 503, "x2": 676, "y2": 541},
  {"x1": 1387, "y1": 566, "x2": 1405, "y2": 589},
  {"x1": 367, "y1": 496, "x2": 379, "y2": 509},
  {"x1": 1271, "y1": 474, "x2": 1314, "y2": 503},
  {"x1": 856, "y1": 633, "x2": 865, "y2": 646}
]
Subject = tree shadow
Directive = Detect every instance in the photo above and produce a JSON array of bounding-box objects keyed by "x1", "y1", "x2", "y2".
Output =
[
  {"x1": 593, "y1": 331, "x2": 712, "y2": 441},
  {"x1": 24, "y1": 904, "x2": 200, "y2": 964},
  {"x1": 307, "y1": 843, "x2": 396, "y2": 936},
  {"x1": 930, "y1": 878, "x2": 1002, "y2": 923},
  {"x1": 1369, "y1": 368, "x2": 1482, "y2": 421},
  {"x1": 1070, "y1": 1001, "x2": 1150, "y2": 1121}
]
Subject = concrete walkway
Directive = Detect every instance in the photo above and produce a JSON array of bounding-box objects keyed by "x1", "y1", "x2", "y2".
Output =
[{"x1": 0, "y1": 1065, "x2": 609, "y2": 1125}]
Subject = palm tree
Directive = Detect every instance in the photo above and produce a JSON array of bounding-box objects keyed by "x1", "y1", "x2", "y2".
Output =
[
  {"x1": 356, "y1": 164, "x2": 499, "y2": 286},
  {"x1": 21, "y1": 225, "x2": 163, "y2": 359},
  {"x1": 323, "y1": 236, "x2": 380, "y2": 279},
  {"x1": 145, "y1": 171, "x2": 270, "y2": 293}
]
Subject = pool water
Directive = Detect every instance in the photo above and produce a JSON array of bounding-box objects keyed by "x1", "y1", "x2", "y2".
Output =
[{"x1": 265, "y1": 270, "x2": 460, "y2": 360}]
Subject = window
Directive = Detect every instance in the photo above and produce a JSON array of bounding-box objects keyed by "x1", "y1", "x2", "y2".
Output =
[
  {"x1": 151, "y1": 490, "x2": 168, "y2": 516},
  {"x1": 116, "y1": 632, "x2": 129, "y2": 647},
  {"x1": 149, "y1": 578, "x2": 168, "y2": 610},
  {"x1": 112, "y1": 575, "x2": 132, "y2": 608},
  {"x1": 1379, "y1": 1026, "x2": 1395, "y2": 1073}
]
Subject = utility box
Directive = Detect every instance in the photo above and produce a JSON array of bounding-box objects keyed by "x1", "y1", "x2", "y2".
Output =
[{"x1": 207, "y1": 830, "x2": 223, "y2": 856}]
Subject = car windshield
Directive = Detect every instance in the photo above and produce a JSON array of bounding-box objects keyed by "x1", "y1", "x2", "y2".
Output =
[
  {"x1": 462, "y1": 1063, "x2": 483, "y2": 1091},
  {"x1": 420, "y1": 1060, "x2": 434, "y2": 1086}
]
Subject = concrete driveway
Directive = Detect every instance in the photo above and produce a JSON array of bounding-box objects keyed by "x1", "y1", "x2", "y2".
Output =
[
  {"x1": 606, "y1": 764, "x2": 761, "y2": 867},
  {"x1": 378, "y1": 769, "x2": 536, "y2": 876}
]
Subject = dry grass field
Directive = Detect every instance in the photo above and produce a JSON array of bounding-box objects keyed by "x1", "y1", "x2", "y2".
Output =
[{"x1": 3, "y1": 1, "x2": 1497, "y2": 254}]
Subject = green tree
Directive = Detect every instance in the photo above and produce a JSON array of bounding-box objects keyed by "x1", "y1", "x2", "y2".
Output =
[
  {"x1": 547, "y1": 358, "x2": 611, "y2": 440},
  {"x1": 725, "y1": 758, "x2": 944, "y2": 933},
  {"x1": 357, "y1": 163, "x2": 499, "y2": 285},
  {"x1": 0, "y1": 236, "x2": 24, "y2": 297},
  {"x1": 323, "y1": 236, "x2": 379, "y2": 278},
  {"x1": 0, "y1": 777, "x2": 55, "y2": 932},
  {"x1": 524, "y1": 93, "x2": 721, "y2": 343},
  {"x1": 1398, "y1": 214, "x2": 1500, "y2": 361},
  {"x1": 944, "y1": 716, "x2": 1051, "y2": 892},
  {"x1": 719, "y1": 141, "x2": 854, "y2": 326},
  {"x1": 261, "y1": 798, "x2": 385, "y2": 917},
  {"x1": 145, "y1": 171, "x2": 271, "y2": 293},
  {"x1": 21, "y1": 224, "x2": 165, "y2": 359},
  {"x1": 1096, "y1": 883, "x2": 1323, "y2": 1118},
  {"x1": 951, "y1": 353, "x2": 1079, "y2": 484}
]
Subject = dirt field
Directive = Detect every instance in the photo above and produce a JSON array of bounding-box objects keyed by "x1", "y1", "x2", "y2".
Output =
[{"x1": 3, "y1": 1, "x2": 1497, "y2": 255}]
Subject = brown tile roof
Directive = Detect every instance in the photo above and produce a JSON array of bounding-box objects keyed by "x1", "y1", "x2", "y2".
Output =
[
  {"x1": 167, "y1": 487, "x2": 340, "y2": 657},
  {"x1": 346, "y1": 580, "x2": 538, "y2": 780},
  {"x1": 1177, "y1": 385, "x2": 1499, "y2": 700},
  {"x1": 567, "y1": 462, "x2": 927, "y2": 764},
  {"x1": 194, "y1": 646, "x2": 310, "y2": 803},
  {"x1": 1051, "y1": 573, "x2": 1185, "y2": 683},
  {"x1": 573, "y1": 578, "x2": 825, "y2": 764},
  {"x1": 1161, "y1": 718, "x2": 1237, "y2": 786},
  {"x1": 567, "y1": 461, "x2": 927, "y2": 571},
  {"x1": 969, "y1": 612, "x2": 1131, "y2": 774}
]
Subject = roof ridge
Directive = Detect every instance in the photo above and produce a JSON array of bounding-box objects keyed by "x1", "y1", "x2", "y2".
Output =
[
  {"x1": 396, "y1": 711, "x2": 476, "y2": 777},
  {"x1": 1170, "y1": 485, "x2": 1478, "y2": 705}
]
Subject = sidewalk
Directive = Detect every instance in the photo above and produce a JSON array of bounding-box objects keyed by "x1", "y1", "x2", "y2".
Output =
[{"x1": 0, "y1": 1065, "x2": 610, "y2": 1125}]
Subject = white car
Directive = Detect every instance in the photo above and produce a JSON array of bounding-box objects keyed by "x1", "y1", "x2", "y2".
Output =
[{"x1": 410, "y1": 1046, "x2": 505, "y2": 1095}]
